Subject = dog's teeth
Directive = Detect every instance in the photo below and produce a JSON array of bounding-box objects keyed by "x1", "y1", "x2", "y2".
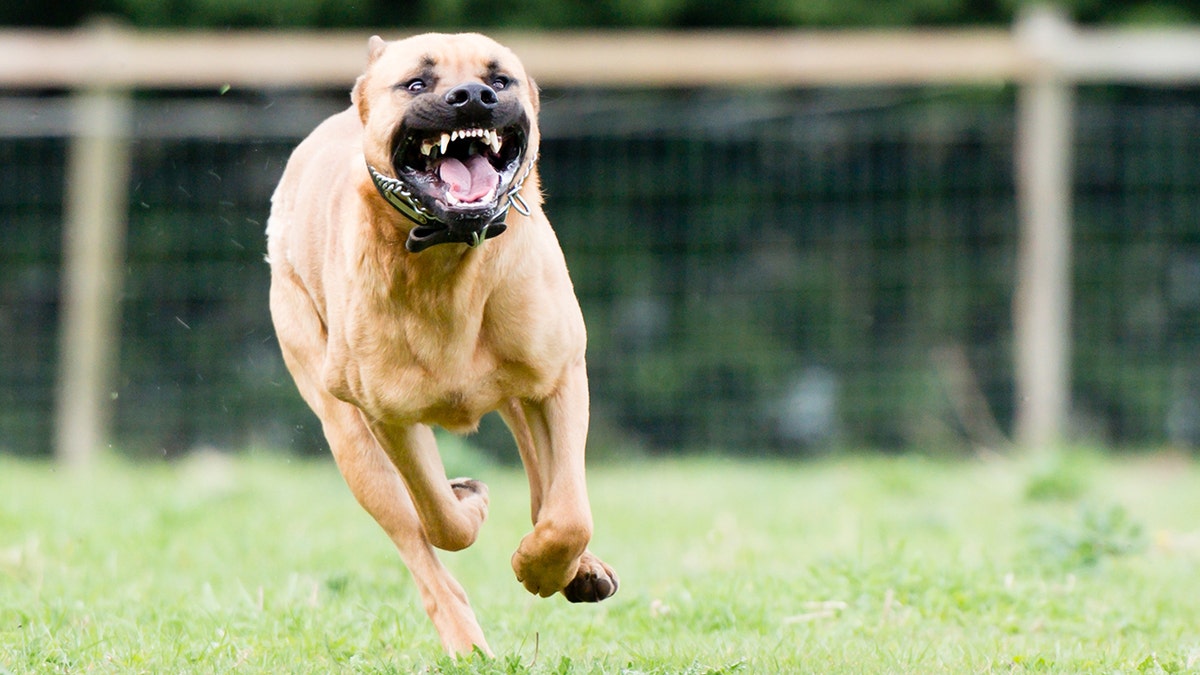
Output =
[
  {"x1": 439, "y1": 132, "x2": 451, "y2": 154},
  {"x1": 488, "y1": 130, "x2": 503, "y2": 154},
  {"x1": 420, "y1": 139, "x2": 435, "y2": 156}
]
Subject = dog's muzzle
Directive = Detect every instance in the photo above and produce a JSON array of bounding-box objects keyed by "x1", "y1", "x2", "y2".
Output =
[{"x1": 367, "y1": 152, "x2": 536, "y2": 254}]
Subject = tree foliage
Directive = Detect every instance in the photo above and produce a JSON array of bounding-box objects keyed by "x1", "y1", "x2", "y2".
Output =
[{"x1": 4, "y1": 0, "x2": 1200, "y2": 28}]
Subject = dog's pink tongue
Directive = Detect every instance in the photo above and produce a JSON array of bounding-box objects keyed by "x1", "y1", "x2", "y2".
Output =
[{"x1": 438, "y1": 155, "x2": 498, "y2": 202}]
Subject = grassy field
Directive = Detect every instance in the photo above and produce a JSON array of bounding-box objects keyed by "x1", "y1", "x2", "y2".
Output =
[{"x1": 2, "y1": 446, "x2": 1200, "y2": 673}]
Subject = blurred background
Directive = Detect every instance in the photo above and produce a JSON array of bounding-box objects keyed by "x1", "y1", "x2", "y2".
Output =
[{"x1": 2, "y1": 1, "x2": 1200, "y2": 463}]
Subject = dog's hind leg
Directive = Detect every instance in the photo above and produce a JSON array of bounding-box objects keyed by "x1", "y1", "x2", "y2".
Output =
[{"x1": 499, "y1": 361, "x2": 619, "y2": 602}]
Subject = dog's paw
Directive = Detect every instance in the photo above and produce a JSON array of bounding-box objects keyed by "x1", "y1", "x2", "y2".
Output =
[
  {"x1": 448, "y1": 477, "x2": 489, "y2": 532},
  {"x1": 562, "y1": 551, "x2": 619, "y2": 603}
]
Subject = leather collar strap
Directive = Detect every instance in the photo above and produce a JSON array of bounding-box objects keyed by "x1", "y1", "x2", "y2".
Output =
[{"x1": 366, "y1": 164, "x2": 435, "y2": 226}]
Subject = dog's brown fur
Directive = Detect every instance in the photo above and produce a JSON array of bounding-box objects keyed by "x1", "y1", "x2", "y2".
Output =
[{"x1": 266, "y1": 33, "x2": 617, "y2": 655}]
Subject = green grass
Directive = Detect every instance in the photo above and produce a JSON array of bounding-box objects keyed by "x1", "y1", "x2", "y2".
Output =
[{"x1": 3, "y1": 447, "x2": 1200, "y2": 673}]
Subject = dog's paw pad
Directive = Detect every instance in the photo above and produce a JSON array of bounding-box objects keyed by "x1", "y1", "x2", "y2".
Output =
[
  {"x1": 562, "y1": 557, "x2": 619, "y2": 603},
  {"x1": 449, "y1": 478, "x2": 488, "y2": 502}
]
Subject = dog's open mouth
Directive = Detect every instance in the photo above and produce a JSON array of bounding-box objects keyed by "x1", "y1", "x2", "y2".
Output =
[{"x1": 392, "y1": 122, "x2": 528, "y2": 218}]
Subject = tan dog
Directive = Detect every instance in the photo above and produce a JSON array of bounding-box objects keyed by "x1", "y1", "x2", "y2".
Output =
[{"x1": 266, "y1": 33, "x2": 618, "y2": 655}]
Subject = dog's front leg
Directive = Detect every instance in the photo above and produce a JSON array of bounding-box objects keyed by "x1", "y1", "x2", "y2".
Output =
[
  {"x1": 368, "y1": 422, "x2": 491, "y2": 553},
  {"x1": 327, "y1": 413, "x2": 490, "y2": 655},
  {"x1": 501, "y1": 360, "x2": 619, "y2": 602}
]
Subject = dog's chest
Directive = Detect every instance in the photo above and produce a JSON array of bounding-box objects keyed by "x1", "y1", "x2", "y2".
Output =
[
  {"x1": 335, "y1": 310, "x2": 559, "y2": 430},
  {"x1": 408, "y1": 351, "x2": 544, "y2": 430}
]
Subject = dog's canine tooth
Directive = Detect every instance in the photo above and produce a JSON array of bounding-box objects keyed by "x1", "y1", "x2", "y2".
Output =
[{"x1": 439, "y1": 132, "x2": 451, "y2": 154}]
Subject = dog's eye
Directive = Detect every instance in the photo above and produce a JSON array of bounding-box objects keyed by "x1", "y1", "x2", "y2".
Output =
[
  {"x1": 491, "y1": 75, "x2": 511, "y2": 91},
  {"x1": 402, "y1": 78, "x2": 427, "y2": 94}
]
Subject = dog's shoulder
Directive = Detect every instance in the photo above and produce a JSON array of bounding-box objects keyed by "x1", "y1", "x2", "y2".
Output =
[{"x1": 271, "y1": 107, "x2": 365, "y2": 231}]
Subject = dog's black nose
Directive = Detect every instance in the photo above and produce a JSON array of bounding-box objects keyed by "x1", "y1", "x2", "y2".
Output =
[{"x1": 444, "y1": 83, "x2": 498, "y2": 113}]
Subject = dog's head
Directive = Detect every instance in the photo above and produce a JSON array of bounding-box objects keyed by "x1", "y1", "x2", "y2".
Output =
[{"x1": 354, "y1": 33, "x2": 540, "y2": 252}]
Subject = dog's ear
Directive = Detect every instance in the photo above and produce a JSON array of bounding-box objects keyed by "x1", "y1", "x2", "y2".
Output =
[
  {"x1": 526, "y1": 74, "x2": 540, "y2": 112},
  {"x1": 366, "y1": 35, "x2": 387, "y2": 65},
  {"x1": 352, "y1": 37, "x2": 387, "y2": 122},
  {"x1": 351, "y1": 74, "x2": 368, "y2": 121}
]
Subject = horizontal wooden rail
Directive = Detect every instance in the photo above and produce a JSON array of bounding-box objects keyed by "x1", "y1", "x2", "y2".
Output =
[
  {"x1": 9, "y1": 23, "x2": 1200, "y2": 93},
  {"x1": 0, "y1": 26, "x2": 1033, "y2": 89},
  {"x1": 4, "y1": 22, "x2": 1199, "y2": 91},
  {"x1": 1057, "y1": 29, "x2": 1200, "y2": 82}
]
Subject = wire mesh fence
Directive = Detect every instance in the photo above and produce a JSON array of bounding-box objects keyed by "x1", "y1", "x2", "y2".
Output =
[
  {"x1": 543, "y1": 89, "x2": 1019, "y2": 454},
  {"x1": 1071, "y1": 91, "x2": 1200, "y2": 445},
  {"x1": 1, "y1": 86, "x2": 1198, "y2": 458},
  {"x1": 0, "y1": 136, "x2": 66, "y2": 454}
]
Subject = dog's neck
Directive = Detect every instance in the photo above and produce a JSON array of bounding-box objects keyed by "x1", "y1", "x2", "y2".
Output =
[{"x1": 359, "y1": 200, "x2": 495, "y2": 294}]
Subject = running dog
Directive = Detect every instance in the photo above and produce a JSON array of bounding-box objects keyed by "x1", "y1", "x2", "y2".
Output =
[{"x1": 266, "y1": 32, "x2": 618, "y2": 655}]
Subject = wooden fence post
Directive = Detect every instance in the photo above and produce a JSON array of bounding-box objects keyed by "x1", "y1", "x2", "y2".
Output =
[
  {"x1": 54, "y1": 21, "x2": 132, "y2": 467},
  {"x1": 1013, "y1": 6, "x2": 1075, "y2": 452}
]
